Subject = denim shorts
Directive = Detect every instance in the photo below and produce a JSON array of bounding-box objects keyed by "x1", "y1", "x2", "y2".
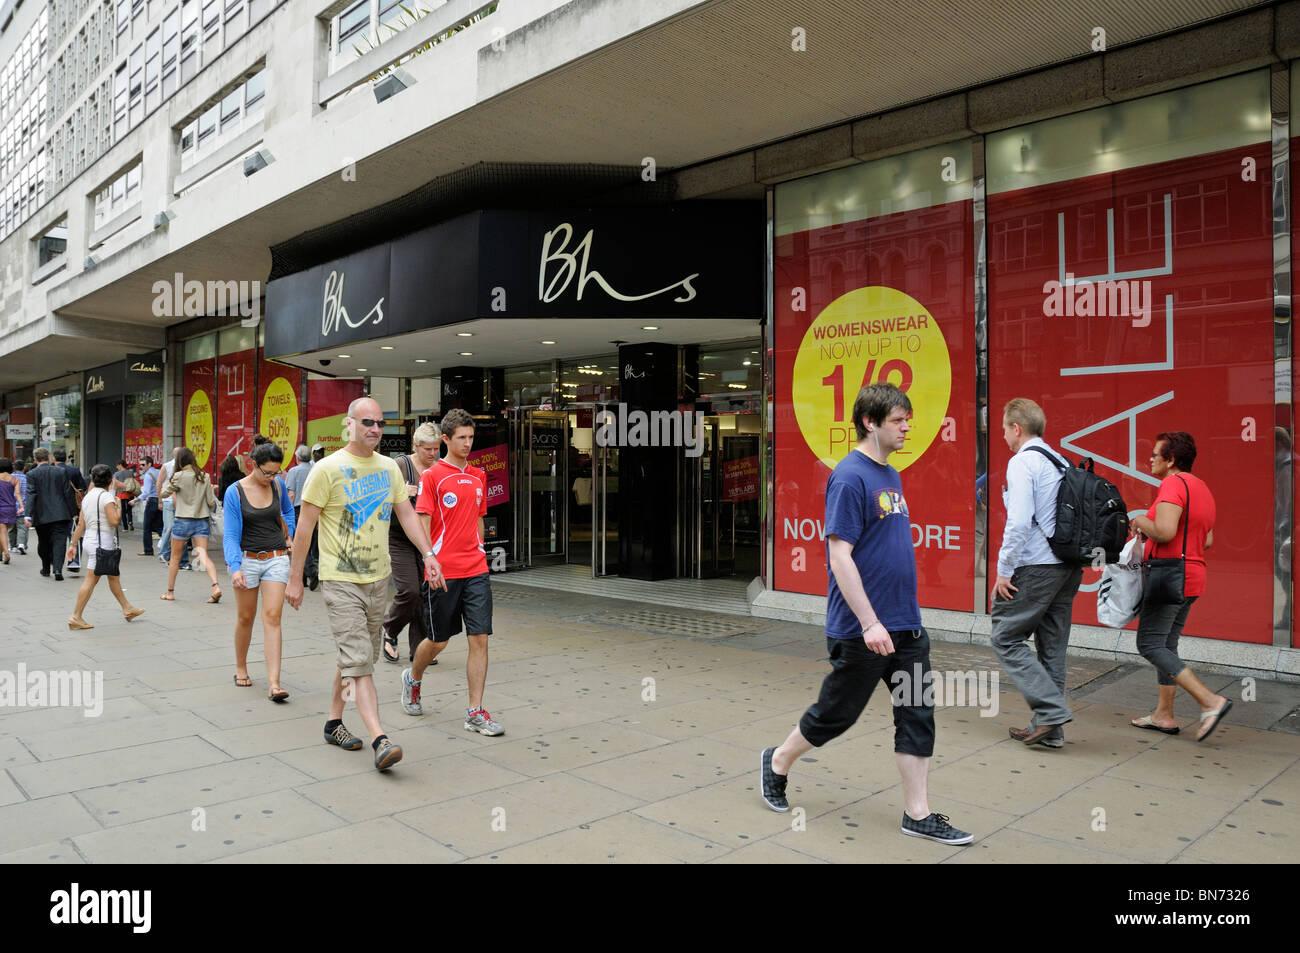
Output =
[
  {"x1": 240, "y1": 553, "x2": 290, "y2": 588},
  {"x1": 171, "y1": 517, "x2": 211, "y2": 540}
]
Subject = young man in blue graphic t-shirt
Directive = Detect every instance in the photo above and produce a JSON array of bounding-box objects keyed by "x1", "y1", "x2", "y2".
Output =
[{"x1": 759, "y1": 382, "x2": 972, "y2": 846}]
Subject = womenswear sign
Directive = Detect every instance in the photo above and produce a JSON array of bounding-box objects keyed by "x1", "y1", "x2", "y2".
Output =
[
  {"x1": 988, "y1": 144, "x2": 1274, "y2": 644},
  {"x1": 774, "y1": 199, "x2": 976, "y2": 610}
]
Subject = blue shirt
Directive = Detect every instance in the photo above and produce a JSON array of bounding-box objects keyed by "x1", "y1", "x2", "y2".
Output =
[
  {"x1": 222, "y1": 479, "x2": 296, "y2": 573},
  {"x1": 824, "y1": 449, "x2": 921, "y2": 637},
  {"x1": 141, "y1": 467, "x2": 159, "y2": 500},
  {"x1": 996, "y1": 437, "x2": 1066, "y2": 577}
]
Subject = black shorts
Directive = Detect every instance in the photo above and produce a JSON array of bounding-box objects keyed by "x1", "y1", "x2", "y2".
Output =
[
  {"x1": 798, "y1": 630, "x2": 936, "y2": 757},
  {"x1": 422, "y1": 572, "x2": 493, "y2": 642}
]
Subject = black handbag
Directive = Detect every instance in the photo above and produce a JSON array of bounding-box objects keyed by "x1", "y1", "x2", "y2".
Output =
[
  {"x1": 92, "y1": 490, "x2": 122, "y2": 577},
  {"x1": 1141, "y1": 475, "x2": 1189, "y2": 608}
]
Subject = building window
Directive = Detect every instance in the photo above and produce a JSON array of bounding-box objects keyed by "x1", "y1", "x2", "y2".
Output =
[
  {"x1": 337, "y1": 0, "x2": 369, "y2": 50},
  {"x1": 113, "y1": 63, "x2": 128, "y2": 140},
  {"x1": 145, "y1": 28, "x2": 161, "y2": 112},
  {"x1": 379, "y1": 0, "x2": 406, "y2": 31},
  {"x1": 180, "y1": 0, "x2": 199, "y2": 83},
  {"x1": 220, "y1": 87, "x2": 241, "y2": 131},
  {"x1": 224, "y1": 0, "x2": 246, "y2": 44},
  {"x1": 202, "y1": 0, "x2": 220, "y2": 50},
  {"x1": 162, "y1": 7, "x2": 179, "y2": 98},
  {"x1": 37, "y1": 219, "x2": 68, "y2": 267},
  {"x1": 179, "y1": 68, "x2": 267, "y2": 172},
  {"x1": 117, "y1": 0, "x2": 130, "y2": 35},
  {"x1": 93, "y1": 161, "x2": 143, "y2": 229},
  {"x1": 128, "y1": 43, "x2": 144, "y2": 127}
]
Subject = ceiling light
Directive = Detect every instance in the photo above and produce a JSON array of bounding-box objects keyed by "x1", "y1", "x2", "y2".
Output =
[
  {"x1": 541, "y1": 340, "x2": 556, "y2": 345},
  {"x1": 742, "y1": 360, "x2": 752, "y2": 366},
  {"x1": 414, "y1": 359, "x2": 428, "y2": 363},
  {"x1": 641, "y1": 326, "x2": 659, "y2": 331},
  {"x1": 380, "y1": 345, "x2": 394, "y2": 350},
  {"x1": 459, "y1": 352, "x2": 473, "y2": 356},
  {"x1": 357, "y1": 367, "x2": 368, "y2": 372},
  {"x1": 338, "y1": 354, "x2": 351, "y2": 358},
  {"x1": 457, "y1": 332, "x2": 473, "y2": 337}
]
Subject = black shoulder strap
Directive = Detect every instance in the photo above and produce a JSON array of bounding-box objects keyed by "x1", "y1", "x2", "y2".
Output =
[
  {"x1": 396, "y1": 454, "x2": 414, "y2": 483},
  {"x1": 1174, "y1": 475, "x2": 1190, "y2": 558}
]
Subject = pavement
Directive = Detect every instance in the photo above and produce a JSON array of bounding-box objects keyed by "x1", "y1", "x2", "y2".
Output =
[{"x1": 0, "y1": 529, "x2": 1297, "y2": 864}]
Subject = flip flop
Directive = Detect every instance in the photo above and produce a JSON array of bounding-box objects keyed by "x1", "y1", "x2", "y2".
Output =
[
  {"x1": 1131, "y1": 714, "x2": 1179, "y2": 735},
  {"x1": 124, "y1": 608, "x2": 146, "y2": 622},
  {"x1": 382, "y1": 633, "x2": 400, "y2": 663},
  {"x1": 268, "y1": 689, "x2": 290, "y2": 703},
  {"x1": 233, "y1": 673, "x2": 253, "y2": 687},
  {"x1": 1197, "y1": 699, "x2": 1233, "y2": 742}
]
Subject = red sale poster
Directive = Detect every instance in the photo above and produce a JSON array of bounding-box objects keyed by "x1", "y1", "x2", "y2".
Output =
[
  {"x1": 216, "y1": 346, "x2": 257, "y2": 468},
  {"x1": 124, "y1": 427, "x2": 163, "y2": 467},
  {"x1": 182, "y1": 357, "x2": 216, "y2": 476},
  {"x1": 723, "y1": 455, "x2": 760, "y2": 502},
  {"x1": 988, "y1": 143, "x2": 1274, "y2": 643},
  {"x1": 774, "y1": 199, "x2": 976, "y2": 609}
]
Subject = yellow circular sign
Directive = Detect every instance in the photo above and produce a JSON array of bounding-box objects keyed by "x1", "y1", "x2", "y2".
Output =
[
  {"x1": 185, "y1": 390, "x2": 213, "y2": 469},
  {"x1": 259, "y1": 376, "x2": 299, "y2": 458},
  {"x1": 791, "y1": 286, "x2": 951, "y2": 471}
]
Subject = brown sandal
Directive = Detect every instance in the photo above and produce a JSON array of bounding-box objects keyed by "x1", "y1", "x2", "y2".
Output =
[{"x1": 207, "y1": 584, "x2": 222, "y2": 604}]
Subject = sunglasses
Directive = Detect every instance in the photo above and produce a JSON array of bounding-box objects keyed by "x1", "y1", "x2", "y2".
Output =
[{"x1": 351, "y1": 417, "x2": 383, "y2": 429}]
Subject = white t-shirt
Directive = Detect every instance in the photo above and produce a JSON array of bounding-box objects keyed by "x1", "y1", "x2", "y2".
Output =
[{"x1": 81, "y1": 488, "x2": 119, "y2": 552}]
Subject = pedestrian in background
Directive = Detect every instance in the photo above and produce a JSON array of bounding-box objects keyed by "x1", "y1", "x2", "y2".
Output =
[
  {"x1": 1129, "y1": 431, "x2": 1231, "y2": 742},
  {"x1": 0, "y1": 458, "x2": 21, "y2": 564},
  {"x1": 24, "y1": 447, "x2": 77, "y2": 580},
  {"x1": 224, "y1": 440, "x2": 296, "y2": 698},
  {"x1": 53, "y1": 449, "x2": 86, "y2": 573},
  {"x1": 384, "y1": 421, "x2": 441, "y2": 664},
  {"x1": 8, "y1": 460, "x2": 30, "y2": 555},
  {"x1": 113, "y1": 459, "x2": 137, "y2": 531},
  {"x1": 137, "y1": 456, "x2": 162, "y2": 556},
  {"x1": 990, "y1": 398, "x2": 1081, "y2": 748},
  {"x1": 66, "y1": 464, "x2": 145, "y2": 630},
  {"x1": 159, "y1": 448, "x2": 221, "y2": 603},
  {"x1": 157, "y1": 448, "x2": 192, "y2": 572}
]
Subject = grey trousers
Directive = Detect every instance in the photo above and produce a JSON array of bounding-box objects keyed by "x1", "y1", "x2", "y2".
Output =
[
  {"x1": 991, "y1": 563, "x2": 1083, "y2": 728},
  {"x1": 1136, "y1": 595, "x2": 1196, "y2": 686}
]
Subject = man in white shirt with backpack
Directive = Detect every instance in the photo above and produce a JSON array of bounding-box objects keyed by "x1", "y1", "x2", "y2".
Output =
[{"x1": 991, "y1": 398, "x2": 1081, "y2": 749}]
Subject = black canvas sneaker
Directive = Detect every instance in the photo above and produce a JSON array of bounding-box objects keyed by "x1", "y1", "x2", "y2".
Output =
[
  {"x1": 760, "y1": 747, "x2": 789, "y2": 813},
  {"x1": 900, "y1": 811, "x2": 973, "y2": 845}
]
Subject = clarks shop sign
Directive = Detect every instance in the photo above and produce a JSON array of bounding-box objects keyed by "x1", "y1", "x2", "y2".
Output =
[{"x1": 265, "y1": 205, "x2": 763, "y2": 359}]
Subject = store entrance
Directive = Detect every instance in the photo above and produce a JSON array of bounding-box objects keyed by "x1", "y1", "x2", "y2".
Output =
[
  {"x1": 680, "y1": 413, "x2": 762, "y2": 579},
  {"x1": 509, "y1": 405, "x2": 619, "y2": 575}
]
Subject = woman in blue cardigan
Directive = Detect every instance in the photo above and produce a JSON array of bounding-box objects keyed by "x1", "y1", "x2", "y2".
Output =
[{"x1": 224, "y1": 441, "x2": 296, "y2": 700}]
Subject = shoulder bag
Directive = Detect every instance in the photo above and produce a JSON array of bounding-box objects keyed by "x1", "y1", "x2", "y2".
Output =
[
  {"x1": 92, "y1": 490, "x2": 122, "y2": 577},
  {"x1": 1140, "y1": 475, "x2": 1190, "y2": 608}
]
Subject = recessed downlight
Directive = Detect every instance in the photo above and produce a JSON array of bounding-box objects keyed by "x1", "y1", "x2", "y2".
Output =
[
  {"x1": 337, "y1": 354, "x2": 351, "y2": 358},
  {"x1": 540, "y1": 340, "x2": 556, "y2": 345},
  {"x1": 380, "y1": 345, "x2": 394, "y2": 350},
  {"x1": 414, "y1": 359, "x2": 428, "y2": 363},
  {"x1": 459, "y1": 351, "x2": 473, "y2": 356},
  {"x1": 457, "y1": 332, "x2": 473, "y2": 337},
  {"x1": 641, "y1": 326, "x2": 659, "y2": 331},
  {"x1": 356, "y1": 367, "x2": 368, "y2": 372}
]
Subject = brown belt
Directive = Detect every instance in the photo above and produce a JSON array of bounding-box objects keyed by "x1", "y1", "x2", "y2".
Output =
[{"x1": 243, "y1": 549, "x2": 289, "y2": 560}]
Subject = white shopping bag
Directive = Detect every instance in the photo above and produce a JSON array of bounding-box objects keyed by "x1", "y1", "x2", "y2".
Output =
[{"x1": 1096, "y1": 536, "x2": 1143, "y2": 628}]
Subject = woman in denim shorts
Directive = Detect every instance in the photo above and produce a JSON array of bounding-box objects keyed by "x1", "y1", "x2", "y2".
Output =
[
  {"x1": 159, "y1": 448, "x2": 221, "y2": 603},
  {"x1": 223, "y1": 441, "x2": 296, "y2": 700}
]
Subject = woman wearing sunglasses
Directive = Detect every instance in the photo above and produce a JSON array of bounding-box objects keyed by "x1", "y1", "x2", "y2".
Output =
[{"x1": 223, "y1": 440, "x2": 296, "y2": 699}]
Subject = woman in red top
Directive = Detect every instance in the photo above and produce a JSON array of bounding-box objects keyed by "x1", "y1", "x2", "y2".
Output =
[{"x1": 1129, "y1": 431, "x2": 1231, "y2": 742}]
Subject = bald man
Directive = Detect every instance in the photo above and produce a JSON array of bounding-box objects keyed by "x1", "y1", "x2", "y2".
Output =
[{"x1": 287, "y1": 397, "x2": 447, "y2": 771}]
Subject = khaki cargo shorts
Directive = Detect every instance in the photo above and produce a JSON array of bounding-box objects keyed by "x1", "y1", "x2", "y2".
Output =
[{"x1": 321, "y1": 578, "x2": 390, "y2": 678}]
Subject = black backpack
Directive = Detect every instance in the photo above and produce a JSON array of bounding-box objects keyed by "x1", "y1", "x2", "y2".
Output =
[{"x1": 1024, "y1": 446, "x2": 1129, "y2": 565}]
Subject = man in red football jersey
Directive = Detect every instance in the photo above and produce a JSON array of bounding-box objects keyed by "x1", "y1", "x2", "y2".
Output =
[{"x1": 402, "y1": 408, "x2": 503, "y2": 735}]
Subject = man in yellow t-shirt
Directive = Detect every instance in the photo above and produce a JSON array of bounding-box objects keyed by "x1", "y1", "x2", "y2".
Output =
[{"x1": 287, "y1": 397, "x2": 446, "y2": 771}]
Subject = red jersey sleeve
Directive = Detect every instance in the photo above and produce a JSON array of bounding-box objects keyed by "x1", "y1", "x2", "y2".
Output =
[{"x1": 415, "y1": 466, "x2": 436, "y2": 515}]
